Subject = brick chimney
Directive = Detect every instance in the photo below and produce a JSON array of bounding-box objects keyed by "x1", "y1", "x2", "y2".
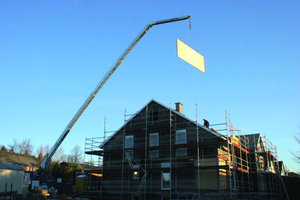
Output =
[{"x1": 175, "y1": 102, "x2": 183, "y2": 114}]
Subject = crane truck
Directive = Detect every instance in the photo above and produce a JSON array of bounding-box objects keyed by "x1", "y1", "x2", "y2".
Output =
[{"x1": 33, "y1": 16, "x2": 191, "y2": 188}]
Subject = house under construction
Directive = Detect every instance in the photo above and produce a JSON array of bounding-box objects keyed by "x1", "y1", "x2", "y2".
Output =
[{"x1": 83, "y1": 99, "x2": 288, "y2": 200}]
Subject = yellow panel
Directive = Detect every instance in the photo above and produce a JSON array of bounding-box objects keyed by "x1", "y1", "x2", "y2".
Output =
[{"x1": 177, "y1": 39, "x2": 205, "y2": 73}]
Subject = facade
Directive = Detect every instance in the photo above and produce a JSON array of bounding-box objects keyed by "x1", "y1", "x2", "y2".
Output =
[
  {"x1": 0, "y1": 163, "x2": 24, "y2": 195},
  {"x1": 245, "y1": 133, "x2": 284, "y2": 198},
  {"x1": 278, "y1": 161, "x2": 288, "y2": 177},
  {"x1": 85, "y1": 99, "x2": 285, "y2": 200}
]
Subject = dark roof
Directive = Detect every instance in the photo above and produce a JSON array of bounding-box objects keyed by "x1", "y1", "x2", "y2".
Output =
[
  {"x1": 243, "y1": 133, "x2": 261, "y2": 151},
  {"x1": 0, "y1": 163, "x2": 24, "y2": 171},
  {"x1": 100, "y1": 99, "x2": 226, "y2": 148}
]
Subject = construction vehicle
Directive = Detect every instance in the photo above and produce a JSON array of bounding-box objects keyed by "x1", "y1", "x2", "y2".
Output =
[{"x1": 34, "y1": 16, "x2": 191, "y2": 187}]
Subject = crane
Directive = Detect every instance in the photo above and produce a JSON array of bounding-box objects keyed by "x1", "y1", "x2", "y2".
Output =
[{"x1": 38, "y1": 16, "x2": 191, "y2": 175}]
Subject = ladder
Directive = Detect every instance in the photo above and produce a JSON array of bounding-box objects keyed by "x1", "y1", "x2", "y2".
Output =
[
  {"x1": 137, "y1": 171, "x2": 148, "y2": 193},
  {"x1": 124, "y1": 150, "x2": 149, "y2": 194},
  {"x1": 125, "y1": 151, "x2": 133, "y2": 169}
]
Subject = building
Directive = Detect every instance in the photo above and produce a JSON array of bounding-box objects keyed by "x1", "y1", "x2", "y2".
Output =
[
  {"x1": 0, "y1": 163, "x2": 25, "y2": 198},
  {"x1": 84, "y1": 99, "x2": 286, "y2": 200}
]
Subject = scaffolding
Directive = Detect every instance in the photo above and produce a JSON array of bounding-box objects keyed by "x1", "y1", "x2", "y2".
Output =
[
  {"x1": 84, "y1": 137, "x2": 104, "y2": 167},
  {"x1": 74, "y1": 136, "x2": 104, "y2": 199},
  {"x1": 83, "y1": 102, "x2": 284, "y2": 200},
  {"x1": 261, "y1": 136, "x2": 282, "y2": 198}
]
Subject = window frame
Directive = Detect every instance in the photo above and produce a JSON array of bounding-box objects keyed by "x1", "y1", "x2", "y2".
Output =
[
  {"x1": 132, "y1": 171, "x2": 139, "y2": 180},
  {"x1": 161, "y1": 171, "x2": 171, "y2": 190},
  {"x1": 175, "y1": 129, "x2": 187, "y2": 144},
  {"x1": 149, "y1": 132, "x2": 159, "y2": 147},
  {"x1": 125, "y1": 135, "x2": 134, "y2": 149}
]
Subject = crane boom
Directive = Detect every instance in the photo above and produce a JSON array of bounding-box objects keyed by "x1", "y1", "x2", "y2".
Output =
[{"x1": 40, "y1": 15, "x2": 191, "y2": 170}]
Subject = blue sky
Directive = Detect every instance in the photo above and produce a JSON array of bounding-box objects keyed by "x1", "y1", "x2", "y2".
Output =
[{"x1": 0, "y1": 1, "x2": 299, "y2": 171}]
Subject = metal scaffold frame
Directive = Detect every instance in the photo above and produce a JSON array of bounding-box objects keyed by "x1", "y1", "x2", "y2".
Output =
[{"x1": 82, "y1": 105, "x2": 285, "y2": 200}]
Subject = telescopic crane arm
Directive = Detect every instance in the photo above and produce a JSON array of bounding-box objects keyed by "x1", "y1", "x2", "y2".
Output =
[{"x1": 40, "y1": 15, "x2": 191, "y2": 171}]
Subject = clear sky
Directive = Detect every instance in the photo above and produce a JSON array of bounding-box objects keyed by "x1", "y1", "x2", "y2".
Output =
[{"x1": 0, "y1": 1, "x2": 299, "y2": 171}]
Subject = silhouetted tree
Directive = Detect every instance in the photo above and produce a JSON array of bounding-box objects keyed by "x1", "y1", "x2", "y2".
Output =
[
  {"x1": 51, "y1": 162, "x2": 62, "y2": 179},
  {"x1": 74, "y1": 163, "x2": 82, "y2": 171},
  {"x1": 8, "y1": 139, "x2": 18, "y2": 153},
  {"x1": 20, "y1": 139, "x2": 33, "y2": 154},
  {"x1": 68, "y1": 145, "x2": 82, "y2": 164},
  {"x1": 0, "y1": 145, "x2": 7, "y2": 152},
  {"x1": 8, "y1": 138, "x2": 33, "y2": 155},
  {"x1": 60, "y1": 162, "x2": 73, "y2": 183},
  {"x1": 292, "y1": 133, "x2": 300, "y2": 163}
]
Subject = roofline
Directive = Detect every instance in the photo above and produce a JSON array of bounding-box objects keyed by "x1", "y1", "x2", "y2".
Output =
[
  {"x1": 242, "y1": 133, "x2": 266, "y2": 152},
  {"x1": 153, "y1": 99, "x2": 225, "y2": 139},
  {"x1": 100, "y1": 99, "x2": 155, "y2": 148},
  {"x1": 0, "y1": 163, "x2": 24, "y2": 171},
  {"x1": 100, "y1": 99, "x2": 225, "y2": 148}
]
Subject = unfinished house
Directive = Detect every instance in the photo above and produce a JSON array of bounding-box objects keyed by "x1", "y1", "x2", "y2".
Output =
[
  {"x1": 278, "y1": 161, "x2": 288, "y2": 177},
  {"x1": 244, "y1": 133, "x2": 284, "y2": 199},
  {"x1": 84, "y1": 99, "x2": 285, "y2": 200}
]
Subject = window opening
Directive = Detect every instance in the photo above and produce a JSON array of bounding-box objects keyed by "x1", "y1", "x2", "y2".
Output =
[
  {"x1": 132, "y1": 171, "x2": 139, "y2": 180},
  {"x1": 149, "y1": 132, "x2": 159, "y2": 147},
  {"x1": 175, "y1": 129, "x2": 187, "y2": 144},
  {"x1": 161, "y1": 171, "x2": 171, "y2": 190},
  {"x1": 125, "y1": 135, "x2": 134, "y2": 149}
]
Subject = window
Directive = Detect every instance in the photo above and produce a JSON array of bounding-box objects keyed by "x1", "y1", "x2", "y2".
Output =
[
  {"x1": 161, "y1": 172, "x2": 171, "y2": 190},
  {"x1": 133, "y1": 164, "x2": 140, "y2": 169},
  {"x1": 149, "y1": 150, "x2": 159, "y2": 159},
  {"x1": 132, "y1": 171, "x2": 139, "y2": 180},
  {"x1": 176, "y1": 148, "x2": 187, "y2": 157},
  {"x1": 175, "y1": 129, "x2": 187, "y2": 144},
  {"x1": 125, "y1": 135, "x2": 134, "y2": 149},
  {"x1": 149, "y1": 132, "x2": 159, "y2": 147}
]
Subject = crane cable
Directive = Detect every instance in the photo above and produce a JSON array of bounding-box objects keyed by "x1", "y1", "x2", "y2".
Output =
[{"x1": 184, "y1": 16, "x2": 192, "y2": 43}]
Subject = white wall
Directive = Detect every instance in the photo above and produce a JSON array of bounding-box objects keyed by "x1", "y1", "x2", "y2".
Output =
[{"x1": 0, "y1": 168, "x2": 24, "y2": 194}]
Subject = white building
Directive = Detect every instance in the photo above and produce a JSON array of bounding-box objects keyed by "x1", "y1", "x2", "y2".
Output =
[{"x1": 0, "y1": 163, "x2": 24, "y2": 196}]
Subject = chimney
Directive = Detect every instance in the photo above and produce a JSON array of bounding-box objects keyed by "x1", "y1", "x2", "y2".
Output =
[{"x1": 175, "y1": 102, "x2": 183, "y2": 114}]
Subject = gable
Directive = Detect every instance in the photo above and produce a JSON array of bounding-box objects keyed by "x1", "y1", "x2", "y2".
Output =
[
  {"x1": 244, "y1": 133, "x2": 264, "y2": 152},
  {"x1": 100, "y1": 99, "x2": 225, "y2": 148},
  {"x1": 257, "y1": 136, "x2": 265, "y2": 152}
]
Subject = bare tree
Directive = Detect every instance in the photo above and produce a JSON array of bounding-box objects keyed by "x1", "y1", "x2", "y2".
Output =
[
  {"x1": 36, "y1": 145, "x2": 44, "y2": 158},
  {"x1": 69, "y1": 145, "x2": 82, "y2": 163},
  {"x1": 66, "y1": 155, "x2": 75, "y2": 163},
  {"x1": 292, "y1": 133, "x2": 300, "y2": 163},
  {"x1": 8, "y1": 138, "x2": 33, "y2": 155},
  {"x1": 53, "y1": 147, "x2": 65, "y2": 162},
  {"x1": 36, "y1": 144, "x2": 51, "y2": 163},
  {"x1": 44, "y1": 144, "x2": 50, "y2": 155},
  {"x1": 20, "y1": 139, "x2": 33, "y2": 155},
  {"x1": 8, "y1": 138, "x2": 18, "y2": 152}
]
